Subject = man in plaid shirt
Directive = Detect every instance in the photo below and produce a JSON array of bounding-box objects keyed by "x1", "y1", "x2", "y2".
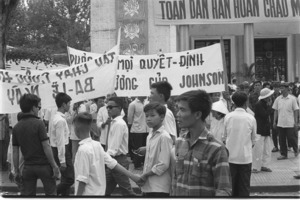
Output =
[{"x1": 172, "y1": 90, "x2": 232, "y2": 196}]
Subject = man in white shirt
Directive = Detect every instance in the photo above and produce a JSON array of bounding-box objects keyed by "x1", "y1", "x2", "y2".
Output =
[
  {"x1": 73, "y1": 112, "x2": 139, "y2": 196},
  {"x1": 127, "y1": 96, "x2": 148, "y2": 169},
  {"x1": 105, "y1": 97, "x2": 136, "y2": 196},
  {"x1": 97, "y1": 94, "x2": 124, "y2": 149},
  {"x1": 272, "y1": 82, "x2": 299, "y2": 159},
  {"x1": 224, "y1": 91, "x2": 257, "y2": 197},
  {"x1": 50, "y1": 93, "x2": 74, "y2": 196}
]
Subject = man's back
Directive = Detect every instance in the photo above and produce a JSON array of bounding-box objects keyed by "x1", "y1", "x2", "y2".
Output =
[
  {"x1": 13, "y1": 113, "x2": 49, "y2": 165},
  {"x1": 224, "y1": 108, "x2": 256, "y2": 164}
]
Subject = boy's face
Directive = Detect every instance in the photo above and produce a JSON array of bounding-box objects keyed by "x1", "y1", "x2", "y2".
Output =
[
  {"x1": 145, "y1": 109, "x2": 164, "y2": 128},
  {"x1": 63, "y1": 101, "x2": 71, "y2": 112},
  {"x1": 176, "y1": 100, "x2": 198, "y2": 129},
  {"x1": 149, "y1": 88, "x2": 162, "y2": 103}
]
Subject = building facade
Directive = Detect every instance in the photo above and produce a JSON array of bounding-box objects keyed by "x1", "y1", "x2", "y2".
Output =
[{"x1": 91, "y1": 0, "x2": 300, "y2": 83}]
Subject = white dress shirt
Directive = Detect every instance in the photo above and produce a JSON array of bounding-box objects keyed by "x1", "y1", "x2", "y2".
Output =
[
  {"x1": 106, "y1": 115, "x2": 129, "y2": 157},
  {"x1": 164, "y1": 105, "x2": 177, "y2": 139},
  {"x1": 44, "y1": 107, "x2": 57, "y2": 136},
  {"x1": 97, "y1": 105, "x2": 125, "y2": 145},
  {"x1": 142, "y1": 126, "x2": 172, "y2": 193},
  {"x1": 74, "y1": 137, "x2": 117, "y2": 195},
  {"x1": 49, "y1": 111, "x2": 70, "y2": 164},
  {"x1": 272, "y1": 94, "x2": 299, "y2": 128},
  {"x1": 127, "y1": 99, "x2": 148, "y2": 133},
  {"x1": 224, "y1": 108, "x2": 257, "y2": 164}
]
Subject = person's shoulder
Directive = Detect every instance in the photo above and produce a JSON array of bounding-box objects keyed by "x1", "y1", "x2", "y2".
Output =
[{"x1": 160, "y1": 129, "x2": 172, "y2": 139}]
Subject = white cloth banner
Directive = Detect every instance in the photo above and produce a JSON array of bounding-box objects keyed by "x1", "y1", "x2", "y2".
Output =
[
  {"x1": 0, "y1": 58, "x2": 118, "y2": 114},
  {"x1": 115, "y1": 43, "x2": 225, "y2": 96},
  {"x1": 154, "y1": 0, "x2": 300, "y2": 25},
  {"x1": 67, "y1": 45, "x2": 119, "y2": 66}
]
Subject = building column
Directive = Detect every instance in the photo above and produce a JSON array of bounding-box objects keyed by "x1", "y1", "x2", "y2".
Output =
[
  {"x1": 179, "y1": 25, "x2": 190, "y2": 51},
  {"x1": 243, "y1": 23, "x2": 255, "y2": 79}
]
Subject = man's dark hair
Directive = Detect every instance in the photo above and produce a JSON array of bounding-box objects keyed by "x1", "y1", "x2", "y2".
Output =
[
  {"x1": 232, "y1": 91, "x2": 248, "y2": 107},
  {"x1": 55, "y1": 93, "x2": 72, "y2": 108},
  {"x1": 151, "y1": 81, "x2": 173, "y2": 102},
  {"x1": 263, "y1": 82, "x2": 272, "y2": 89},
  {"x1": 144, "y1": 102, "x2": 166, "y2": 116},
  {"x1": 176, "y1": 90, "x2": 212, "y2": 121},
  {"x1": 253, "y1": 80, "x2": 262, "y2": 86},
  {"x1": 19, "y1": 94, "x2": 41, "y2": 113},
  {"x1": 73, "y1": 112, "x2": 93, "y2": 125},
  {"x1": 108, "y1": 97, "x2": 123, "y2": 110}
]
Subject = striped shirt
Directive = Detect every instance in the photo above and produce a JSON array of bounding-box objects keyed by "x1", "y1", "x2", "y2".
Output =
[{"x1": 171, "y1": 129, "x2": 232, "y2": 196}]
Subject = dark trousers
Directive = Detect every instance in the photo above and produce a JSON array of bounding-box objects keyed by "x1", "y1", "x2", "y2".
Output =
[
  {"x1": 105, "y1": 154, "x2": 136, "y2": 196},
  {"x1": 229, "y1": 163, "x2": 252, "y2": 197},
  {"x1": 143, "y1": 192, "x2": 169, "y2": 197},
  {"x1": 21, "y1": 164, "x2": 56, "y2": 196},
  {"x1": 272, "y1": 127, "x2": 279, "y2": 149},
  {"x1": 129, "y1": 132, "x2": 148, "y2": 168},
  {"x1": 278, "y1": 127, "x2": 298, "y2": 157},
  {"x1": 52, "y1": 141, "x2": 74, "y2": 196}
]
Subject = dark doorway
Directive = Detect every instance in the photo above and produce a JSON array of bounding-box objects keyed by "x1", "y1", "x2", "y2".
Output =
[{"x1": 255, "y1": 38, "x2": 287, "y2": 82}]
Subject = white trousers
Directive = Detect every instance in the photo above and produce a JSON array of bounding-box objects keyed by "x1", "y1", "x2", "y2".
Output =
[{"x1": 252, "y1": 135, "x2": 272, "y2": 170}]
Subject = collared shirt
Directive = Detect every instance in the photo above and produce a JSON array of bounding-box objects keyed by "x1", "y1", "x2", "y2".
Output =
[
  {"x1": 74, "y1": 137, "x2": 117, "y2": 195},
  {"x1": 141, "y1": 126, "x2": 173, "y2": 193},
  {"x1": 97, "y1": 105, "x2": 125, "y2": 145},
  {"x1": 49, "y1": 111, "x2": 70, "y2": 164},
  {"x1": 106, "y1": 115, "x2": 128, "y2": 157},
  {"x1": 224, "y1": 108, "x2": 257, "y2": 164},
  {"x1": 164, "y1": 105, "x2": 177, "y2": 139},
  {"x1": 272, "y1": 94, "x2": 299, "y2": 128},
  {"x1": 127, "y1": 99, "x2": 148, "y2": 133},
  {"x1": 12, "y1": 113, "x2": 49, "y2": 165},
  {"x1": 172, "y1": 129, "x2": 232, "y2": 196}
]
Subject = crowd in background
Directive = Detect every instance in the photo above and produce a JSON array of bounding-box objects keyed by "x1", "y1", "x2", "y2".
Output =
[{"x1": 0, "y1": 77, "x2": 299, "y2": 197}]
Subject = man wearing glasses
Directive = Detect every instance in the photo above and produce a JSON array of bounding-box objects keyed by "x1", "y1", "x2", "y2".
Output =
[
  {"x1": 12, "y1": 94, "x2": 60, "y2": 195},
  {"x1": 104, "y1": 97, "x2": 136, "y2": 196}
]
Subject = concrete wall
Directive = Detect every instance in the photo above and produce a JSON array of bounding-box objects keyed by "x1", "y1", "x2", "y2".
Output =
[
  {"x1": 91, "y1": 0, "x2": 117, "y2": 54},
  {"x1": 91, "y1": 0, "x2": 176, "y2": 54}
]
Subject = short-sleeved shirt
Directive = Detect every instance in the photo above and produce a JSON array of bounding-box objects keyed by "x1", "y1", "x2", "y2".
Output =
[
  {"x1": 74, "y1": 137, "x2": 117, "y2": 195},
  {"x1": 142, "y1": 126, "x2": 173, "y2": 193},
  {"x1": 172, "y1": 129, "x2": 232, "y2": 196},
  {"x1": 12, "y1": 113, "x2": 49, "y2": 165},
  {"x1": 272, "y1": 94, "x2": 299, "y2": 128}
]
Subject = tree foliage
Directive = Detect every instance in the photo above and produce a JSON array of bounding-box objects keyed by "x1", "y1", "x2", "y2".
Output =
[{"x1": 6, "y1": 0, "x2": 90, "y2": 64}]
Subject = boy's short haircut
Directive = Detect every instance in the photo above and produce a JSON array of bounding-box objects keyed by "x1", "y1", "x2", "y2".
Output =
[
  {"x1": 74, "y1": 112, "x2": 93, "y2": 125},
  {"x1": 55, "y1": 93, "x2": 72, "y2": 108},
  {"x1": 263, "y1": 82, "x2": 271, "y2": 89},
  {"x1": 108, "y1": 97, "x2": 123, "y2": 110},
  {"x1": 19, "y1": 94, "x2": 41, "y2": 113},
  {"x1": 253, "y1": 80, "x2": 262, "y2": 86},
  {"x1": 151, "y1": 81, "x2": 173, "y2": 102},
  {"x1": 176, "y1": 90, "x2": 211, "y2": 122},
  {"x1": 232, "y1": 91, "x2": 248, "y2": 107},
  {"x1": 144, "y1": 102, "x2": 166, "y2": 116}
]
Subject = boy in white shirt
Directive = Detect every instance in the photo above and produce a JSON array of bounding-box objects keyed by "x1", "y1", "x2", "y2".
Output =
[
  {"x1": 73, "y1": 112, "x2": 139, "y2": 196},
  {"x1": 137, "y1": 102, "x2": 173, "y2": 197}
]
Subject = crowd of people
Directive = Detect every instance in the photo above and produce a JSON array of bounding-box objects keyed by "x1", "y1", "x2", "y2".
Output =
[{"x1": 1, "y1": 78, "x2": 300, "y2": 197}]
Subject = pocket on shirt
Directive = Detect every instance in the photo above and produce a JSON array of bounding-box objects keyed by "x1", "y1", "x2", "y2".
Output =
[{"x1": 191, "y1": 157, "x2": 208, "y2": 178}]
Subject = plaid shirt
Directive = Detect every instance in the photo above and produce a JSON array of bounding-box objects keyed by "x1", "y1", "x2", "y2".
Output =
[{"x1": 171, "y1": 129, "x2": 232, "y2": 196}]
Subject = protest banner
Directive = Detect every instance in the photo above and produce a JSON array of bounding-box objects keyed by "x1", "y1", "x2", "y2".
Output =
[
  {"x1": 154, "y1": 0, "x2": 300, "y2": 25},
  {"x1": 67, "y1": 45, "x2": 119, "y2": 66},
  {"x1": 0, "y1": 50, "x2": 116, "y2": 86},
  {"x1": 6, "y1": 60, "x2": 67, "y2": 71},
  {"x1": 0, "y1": 58, "x2": 118, "y2": 114},
  {"x1": 115, "y1": 43, "x2": 225, "y2": 97}
]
